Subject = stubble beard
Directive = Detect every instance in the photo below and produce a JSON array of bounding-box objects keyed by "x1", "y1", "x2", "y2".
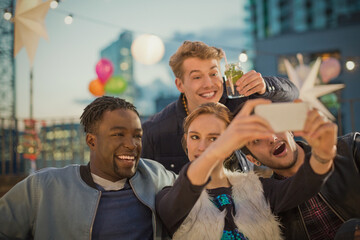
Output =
[
  {"x1": 113, "y1": 158, "x2": 139, "y2": 180},
  {"x1": 270, "y1": 147, "x2": 299, "y2": 171}
]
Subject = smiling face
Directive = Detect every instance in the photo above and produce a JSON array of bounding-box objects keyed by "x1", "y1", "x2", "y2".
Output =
[
  {"x1": 87, "y1": 109, "x2": 142, "y2": 181},
  {"x1": 245, "y1": 132, "x2": 300, "y2": 171},
  {"x1": 175, "y1": 57, "x2": 224, "y2": 113},
  {"x1": 185, "y1": 113, "x2": 227, "y2": 161}
]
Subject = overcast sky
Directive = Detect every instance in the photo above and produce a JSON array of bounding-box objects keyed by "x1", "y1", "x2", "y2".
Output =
[{"x1": 15, "y1": 0, "x2": 249, "y2": 119}]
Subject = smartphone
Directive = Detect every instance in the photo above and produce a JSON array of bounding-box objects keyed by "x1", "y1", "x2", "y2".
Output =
[{"x1": 254, "y1": 102, "x2": 310, "y2": 133}]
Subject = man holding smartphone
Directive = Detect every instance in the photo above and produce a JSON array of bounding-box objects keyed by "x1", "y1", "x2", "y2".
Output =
[{"x1": 241, "y1": 106, "x2": 360, "y2": 240}]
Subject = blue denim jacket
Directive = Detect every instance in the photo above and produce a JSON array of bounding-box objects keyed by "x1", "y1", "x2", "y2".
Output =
[{"x1": 0, "y1": 158, "x2": 176, "y2": 240}]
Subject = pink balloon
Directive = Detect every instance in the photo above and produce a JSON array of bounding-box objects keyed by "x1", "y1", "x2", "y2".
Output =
[
  {"x1": 319, "y1": 58, "x2": 341, "y2": 83},
  {"x1": 96, "y1": 58, "x2": 114, "y2": 84}
]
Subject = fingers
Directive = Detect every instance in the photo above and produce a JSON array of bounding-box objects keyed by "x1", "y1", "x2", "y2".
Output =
[
  {"x1": 237, "y1": 83, "x2": 264, "y2": 97},
  {"x1": 232, "y1": 115, "x2": 274, "y2": 132},
  {"x1": 236, "y1": 99, "x2": 272, "y2": 117},
  {"x1": 310, "y1": 122, "x2": 337, "y2": 140},
  {"x1": 220, "y1": 118, "x2": 275, "y2": 151},
  {"x1": 236, "y1": 70, "x2": 266, "y2": 96},
  {"x1": 303, "y1": 109, "x2": 328, "y2": 135},
  {"x1": 299, "y1": 108, "x2": 338, "y2": 158},
  {"x1": 310, "y1": 123, "x2": 337, "y2": 159}
]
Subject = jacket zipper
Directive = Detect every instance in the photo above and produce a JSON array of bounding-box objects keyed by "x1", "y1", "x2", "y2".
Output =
[
  {"x1": 129, "y1": 180, "x2": 157, "y2": 240},
  {"x1": 298, "y1": 193, "x2": 346, "y2": 240},
  {"x1": 89, "y1": 191, "x2": 102, "y2": 240},
  {"x1": 318, "y1": 192, "x2": 345, "y2": 222},
  {"x1": 298, "y1": 205, "x2": 311, "y2": 240}
]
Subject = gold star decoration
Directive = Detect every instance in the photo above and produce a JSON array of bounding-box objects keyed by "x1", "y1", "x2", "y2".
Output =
[
  {"x1": 13, "y1": 0, "x2": 52, "y2": 66},
  {"x1": 284, "y1": 57, "x2": 345, "y2": 120}
]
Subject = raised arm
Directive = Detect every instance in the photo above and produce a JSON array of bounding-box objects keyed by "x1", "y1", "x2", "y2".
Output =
[
  {"x1": 263, "y1": 108, "x2": 337, "y2": 213},
  {"x1": 262, "y1": 155, "x2": 332, "y2": 214},
  {"x1": 295, "y1": 108, "x2": 337, "y2": 175},
  {"x1": 187, "y1": 99, "x2": 275, "y2": 185},
  {"x1": 156, "y1": 163, "x2": 207, "y2": 237},
  {"x1": 260, "y1": 76, "x2": 299, "y2": 102},
  {"x1": 156, "y1": 99, "x2": 276, "y2": 236},
  {"x1": 234, "y1": 70, "x2": 299, "y2": 102}
]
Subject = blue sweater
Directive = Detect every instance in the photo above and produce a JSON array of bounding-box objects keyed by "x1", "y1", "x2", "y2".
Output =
[{"x1": 92, "y1": 182, "x2": 153, "y2": 239}]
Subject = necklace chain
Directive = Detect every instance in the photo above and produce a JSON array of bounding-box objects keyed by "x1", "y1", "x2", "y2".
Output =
[{"x1": 182, "y1": 94, "x2": 189, "y2": 116}]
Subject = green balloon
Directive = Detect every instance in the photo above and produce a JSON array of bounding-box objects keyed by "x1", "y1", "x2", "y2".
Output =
[
  {"x1": 104, "y1": 76, "x2": 127, "y2": 94},
  {"x1": 320, "y1": 93, "x2": 338, "y2": 108}
]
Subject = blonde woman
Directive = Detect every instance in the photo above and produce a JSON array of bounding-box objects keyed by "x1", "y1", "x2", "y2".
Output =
[{"x1": 156, "y1": 99, "x2": 334, "y2": 240}]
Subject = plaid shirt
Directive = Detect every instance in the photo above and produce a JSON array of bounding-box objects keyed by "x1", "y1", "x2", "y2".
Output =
[{"x1": 275, "y1": 173, "x2": 343, "y2": 239}]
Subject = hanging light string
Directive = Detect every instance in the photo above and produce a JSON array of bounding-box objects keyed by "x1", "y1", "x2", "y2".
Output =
[{"x1": 1, "y1": 5, "x2": 359, "y2": 67}]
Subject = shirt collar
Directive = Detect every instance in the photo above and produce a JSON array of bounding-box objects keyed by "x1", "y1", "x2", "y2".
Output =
[{"x1": 91, "y1": 173, "x2": 127, "y2": 191}]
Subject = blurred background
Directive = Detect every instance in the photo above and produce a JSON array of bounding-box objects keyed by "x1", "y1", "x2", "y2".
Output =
[{"x1": 0, "y1": 0, "x2": 359, "y2": 194}]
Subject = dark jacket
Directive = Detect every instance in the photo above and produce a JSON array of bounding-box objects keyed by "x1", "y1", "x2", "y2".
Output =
[
  {"x1": 156, "y1": 156, "x2": 331, "y2": 238},
  {"x1": 142, "y1": 76, "x2": 299, "y2": 173},
  {"x1": 276, "y1": 132, "x2": 360, "y2": 240}
]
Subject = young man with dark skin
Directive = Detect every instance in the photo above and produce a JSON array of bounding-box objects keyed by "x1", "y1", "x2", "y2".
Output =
[
  {"x1": 0, "y1": 96, "x2": 176, "y2": 240},
  {"x1": 141, "y1": 41, "x2": 299, "y2": 173},
  {"x1": 242, "y1": 108, "x2": 360, "y2": 240}
]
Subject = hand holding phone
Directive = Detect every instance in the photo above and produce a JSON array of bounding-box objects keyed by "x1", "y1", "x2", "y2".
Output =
[{"x1": 254, "y1": 102, "x2": 310, "y2": 133}]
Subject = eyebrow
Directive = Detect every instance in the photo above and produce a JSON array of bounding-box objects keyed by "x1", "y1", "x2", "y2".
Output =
[
  {"x1": 188, "y1": 131, "x2": 221, "y2": 135},
  {"x1": 109, "y1": 126, "x2": 142, "y2": 132},
  {"x1": 110, "y1": 126, "x2": 126, "y2": 131},
  {"x1": 188, "y1": 65, "x2": 218, "y2": 76}
]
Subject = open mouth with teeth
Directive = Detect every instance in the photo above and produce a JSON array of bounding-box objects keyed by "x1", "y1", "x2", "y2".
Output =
[
  {"x1": 116, "y1": 155, "x2": 136, "y2": 166},
  {"x1": 272, "y1": 143, "x2": 286, "y2": 156},
  {"x1": 200, "y1": 91, "x2": 216, "y2": 98}
]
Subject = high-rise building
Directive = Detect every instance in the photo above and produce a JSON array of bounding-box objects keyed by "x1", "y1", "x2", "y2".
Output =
[
  {"x1": 250, "y1": 0, "x2": 360, "y2": 134},
  {"x1": 0, "y1": 0, "x2": 16, "y2": 119},
  {"x1": 251, "y1": 0, "x2": 360, "y2": 39},
  {"x1": 100, "y1": 31, "x2": 139, "y2": 103}
]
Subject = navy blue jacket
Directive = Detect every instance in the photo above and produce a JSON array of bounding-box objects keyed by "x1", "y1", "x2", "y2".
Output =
[{"x1": 142, "y1": 76, "x2": 299, "y2": 173}]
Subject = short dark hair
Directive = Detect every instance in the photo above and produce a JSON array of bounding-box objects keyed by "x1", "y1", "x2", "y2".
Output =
[
  {"x1": 80, "y1": 96, "x2": 139, "y2": 134},
  {"x1": 241, "y1": 146, "x2": 252, "y2": 156}
]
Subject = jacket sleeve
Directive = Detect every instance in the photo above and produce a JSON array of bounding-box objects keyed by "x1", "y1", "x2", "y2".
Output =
[
  {"x1": 250, "y1": 76, "x2": 299, "y2": 102},
  {"x1": 353, "y1": 132, "x2": 360, "y2": 173},
  {"x1": 155, "y1": 162, "x2": 208, "y2": 237},
  {"x1": 262, "y1": 154, "x2": 332, "y2": 214},
  {"x1": 0, "y1": 175, "x2": 37, "y2": 239},
  {"x1": 141, "y1": 121, "x2": 155, "y2": 160}
]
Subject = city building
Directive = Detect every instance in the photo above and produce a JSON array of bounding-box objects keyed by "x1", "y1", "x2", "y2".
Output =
[
  {"x1": 100, "y1": 30, "x2": 140, "y2": 104},
  {"x1": 250, "y1": 0, "x2": 360, "y2": 134},
  {"x1": 35, "y1": 122, "x2": 89, "y2": 169}
]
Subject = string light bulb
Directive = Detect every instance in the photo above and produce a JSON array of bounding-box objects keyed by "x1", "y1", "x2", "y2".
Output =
[
  {"x1": 239, "y1": 51, "x2": 248, "y2": 62},
  {"x1": 64, "y1": 14, "x2": 73, "y2": 24},
  {"x1": 3, "y1": 9, "x2": 12, "y2": 21},
  {"x1": 50, "y1": 0, "x2": 59, "y2": 9},
  {"x1": 131, "y1": 34, "x2": 165, "y2": 65},
  {"x1": 346, "y1": 60, "x2": 355, "y2": 71}
]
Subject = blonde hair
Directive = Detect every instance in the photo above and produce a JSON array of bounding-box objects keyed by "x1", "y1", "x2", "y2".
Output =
[{"x1": 169, "y1": 41, "x2": 224, "y2": 80}]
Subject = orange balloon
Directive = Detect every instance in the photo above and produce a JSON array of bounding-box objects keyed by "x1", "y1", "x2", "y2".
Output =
[{"x1": 89, "y1": 79, "x2": 105, "y2": 96}]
